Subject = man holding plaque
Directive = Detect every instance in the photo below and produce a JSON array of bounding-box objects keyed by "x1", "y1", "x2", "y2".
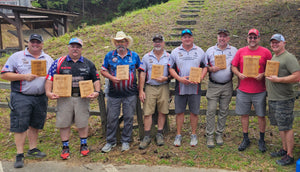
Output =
[
  {"x1": 45, "y1": 38, "x2": 100, "y2": 159},
  {"x1": 231, "y1": 28, "x2": 272, "y2": 152},
  {"x1": 168, "y1": 29, "x2": 207, "y2": 147},
  {"x1": 101, "y1": 31, "x2": 140, "y2": 152},
  {"x1": 205, "y1": 29, "x2": 237, "y2": 148},
  {"x1": 1, "y1": 34, "x2": 53, "y2": 168},
  {"x1": 266, "y1": 34, "x2": 300, "y2": 166},
  {"x1": 138, "y1": 34, "x2": 170, "y2": 149}
]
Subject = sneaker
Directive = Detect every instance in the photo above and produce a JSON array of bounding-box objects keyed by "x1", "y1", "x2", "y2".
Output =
[
  {"x1": 60, "y1": 146, "x2": 70, "y2": 160},
  {"x1": 121, "y1": 142, "x2": 130, "y2": 152},
  {"x1": 258, "y1": 140, "x2": 267, "y2": 153},
  {"x1": 14, "y1": 154, "x2": 24, "y2": 168},
  {"x1": 270, "y1": 149, "x2": 287, "y2": 157},
  {"x1": 238, "y1": 138, "x2": 250, "y2": 151},
  {"x1": 276, "y1": 154, "x2": 294, "y2": 166},
  {"x1": 216, "y1": 134, "x2": 224, "y2": 146},
  {"x1": 80, "y1": 144, "x2": 89, "y2": 156},
  {"x1": 156, "y1": 133, "x2": 164, "y2": 146},
  {"x1": 173, "y1": 135, "x2": 182, "y2": 147},
  {"x1": 190, "y1": 134, "x2": 198, "y2": 147},
  {"x1": 27, "y1": 148, "x2": 46, "y2": 158},
  {"x1": 207, "y1": 136, "x2": 215, "y2": 148},
  {"x1": 139, "y1": 136, "x2": 151, "y2": 149},
  {"x1": 101, "y1": 143, "x2": 116, "y2": 153}
]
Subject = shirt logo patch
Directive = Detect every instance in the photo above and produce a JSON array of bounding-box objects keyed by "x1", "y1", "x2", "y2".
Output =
[
  {"x1": 112, "y1": 57, "x2": 118, "y2": 63},
  {"x1": 22, "y1": 58, "x2": 29, "y2": 64},
  {"x1": 149, "y1": 59, "x2": 153, "y2": 63}
]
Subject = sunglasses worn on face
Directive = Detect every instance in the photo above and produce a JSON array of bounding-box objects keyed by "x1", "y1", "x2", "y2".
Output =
[{"x1": 248, "y1": 36, "x2": 258, "y2": 40}]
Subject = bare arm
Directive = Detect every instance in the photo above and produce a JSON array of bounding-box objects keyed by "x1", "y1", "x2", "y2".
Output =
[
  {"x1": 139, "y1": 71, "x2": 146, "y2": 103},
  {"x1": 45, "y1": 80, "x2": 59, "y2": 100},
  {"x1": 100, "y1": 70, "x2": 120, "y2": 84},
  {"x1": 231, "y1": 65, "x2": 247, "y2": 80},
  {"x1": 266, "y1": 71, "x2": 300, "y2": 83},
  {"x1": 86, "y1": 80, "x2": 101, "y2": 99},
  {"x1": 169, "y1": 68, "x2": 191, "y2": 85},
  {"x1": 201, "y1": 67, "x2": 208, "y2": 80},
  {"x1": 1, "y1": 72, "x2": 38, "y2": 82}
]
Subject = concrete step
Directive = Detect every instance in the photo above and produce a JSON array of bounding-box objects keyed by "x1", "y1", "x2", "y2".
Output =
[
  {"x1": 181, "y1": 9, "x2": 200, "y2": 12},
  {"x1": 176, "y1": 20, "x2": 196, "y2": 25},
  {"x1": 165, "y1": 41, "x2": 182, "y2": 46},
  {"x1": 180, "y1": 14, "x2": 199, "y2": 18}
]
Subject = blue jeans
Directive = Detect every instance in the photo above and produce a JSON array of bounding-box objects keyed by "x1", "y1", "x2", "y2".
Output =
[{"x1": 106, "y1": 95, "x2": 137, "y2": 144}]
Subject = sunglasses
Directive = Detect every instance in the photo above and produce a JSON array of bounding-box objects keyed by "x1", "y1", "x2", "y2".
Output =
[
  {"x1": 181, "y1": 29, "x2": 192, "y2": 36},
  {"x1": 248, "y1": 36, "x2": 258, "y2": 40}
]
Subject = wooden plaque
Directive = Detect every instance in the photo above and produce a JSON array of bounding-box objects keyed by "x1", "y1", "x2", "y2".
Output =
[
  {"x1": 151, "y1": 64, "x2": 164, "y2": 79},
  {"x1": 116, "y1": 65, "x2": 129, "y2": 80},
  {"x1": 214, "y1": 55, "x2": 226, "y2": 70},
  {"x1": 52, "y1": 74, "x2": 72, "y2": 97},
  {"x1": 243, "y1": 56, "x2": 260, "y2": 78},
  {"x1": 79, "y1": 80, "x2": 94, "y2": 98},
  {"x1": 189, "y1": 67, "x2": 202, "y2": 83},
  {"x1": 265, "y1": 60, "x2": 280, "y2": 77},
  {"x1": 31, "y1": 60, "x2": 47, "y2": 76}
]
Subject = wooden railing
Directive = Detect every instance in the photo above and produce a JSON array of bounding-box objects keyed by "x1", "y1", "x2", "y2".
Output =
[{"x1": 0, "y1": 81, "x2": 299, "y2": 140}]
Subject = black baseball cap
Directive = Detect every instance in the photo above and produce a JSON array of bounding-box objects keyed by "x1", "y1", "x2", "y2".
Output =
[
  {"x1": 152, "y1": 34, "x2": 164, "y2": 41},
  {"x1": 29, "y1": 34, "x2": 43, "y2": 42},
  {"x1": 217, "y1": 29, "x2": 230, "y2": 36}
]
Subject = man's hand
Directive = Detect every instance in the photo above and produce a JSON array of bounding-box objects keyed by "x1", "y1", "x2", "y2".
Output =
[
  {"x1": 24, "y1": 74, "x2": 38, "y2": 81},
  {"x1": 209, "y1": 66, "x2": 221, "y2": 73},
  {"x1": 154, "y1": 76, "x2": 168, "y2": 83},
  {"x1": 266, "y1": 75, "x2": 279, "y2": 83},
  {"x1": 255, "y1": 73, "x2": 264, "y2": 81},
  {"x1": 178, "y1": 76, "x2": 193, "y2": 85},
  {"x1": 139, "y1": 90, "x2": 146, "y2": 103},
  {"x1": 86, "y1": 92, "x2": 99, "y2": 99},
  {"x1": 237, "y1": 73, "x2": 247, "y2": 80},
  {"x1": 46, "y1": 92, "x2": 59, "y2": 100},
  {"x1": 110, "y1": 76, "x2": 121, "y2": 84}
]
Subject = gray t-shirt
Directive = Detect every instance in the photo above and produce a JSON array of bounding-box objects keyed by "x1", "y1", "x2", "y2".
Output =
[
  {"x1": 206, "y1": 44, "x2": 237, "y2": 83},
  {"x1": 266, "y1": 51, "x2": 300, "y2": 100},
  {"x1": 168, "y1": 44, "x2": 207, "y2": 95},
  {"x1": 139, "y1": 50, "x2": 170, "y2": 85},
  {"x1": 1, "y1": 48, "x2": 54, "y2": 95}
]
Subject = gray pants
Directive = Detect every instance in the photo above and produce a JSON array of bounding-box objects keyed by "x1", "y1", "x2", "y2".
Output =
[
  {"x1": 206, "y1": 81, "x2": 233, "y2": 136},
  {"x1": 106, "y1": 95, "x2": 137, "y2": 144}
]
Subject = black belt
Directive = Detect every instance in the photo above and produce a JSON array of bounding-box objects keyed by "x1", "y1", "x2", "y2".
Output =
[
  {"x1": 18, "y1": 92, "x2": 45, "y2": 97},
  {"x1": 72, "y1": 93, "x2": 81, "y2": 97},
  {"x1": 209, "y1": 78, "x2": 231, "y2": 85},
  {"x1": 146, "y1": 83, "x2": 166, "y2": 87}
]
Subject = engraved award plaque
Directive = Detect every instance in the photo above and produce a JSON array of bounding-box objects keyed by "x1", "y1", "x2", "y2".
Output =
[
  {"x1": 189, "y1": 67, "x2": 202, "y2": 83},
  {"x1": 214, "y1": 54, "x2": 226, "y2": 70},
  {"x1": 265, "y1": 60, "x2": 280, "y2": 77},
  {"x1": 151, "y1": 64, "x2": 164, "y2": 79},
  {"x1": 116, "y1": 65, "x2": 129, "y2": 80},
  {"x1": 243, "y1": 56, "x2": 260, "y2": 78},
  {"x1": 31, "y1": 60, "x2": 47, "y2": 76},
  {"x1": 53, "y1": 74, "x2": 72, "y2": 97},
  {"x1": 79, "y1": 80, "x2": 94, "y2": 98}
]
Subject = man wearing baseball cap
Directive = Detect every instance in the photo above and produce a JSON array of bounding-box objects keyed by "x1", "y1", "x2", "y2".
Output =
[
  {"x1": 205, "y1": 29, "x2": 237, "y2": 148},
  {"x1": 138, "y1": 34, "x2": 170, "y2": 149},
  {"x1": 266, "y1": 34, "x2": 300, "y2": 166},
  {"x1": 168, "y1": 29, "x2": 208, "y2": 147},
  {"x1": 45, "y1": 37, "x2": 101, "y2": 159},
  {"x1": 1, "y1": 34, "x2": 53, "y2": 168},
  {"x1": 231, "y1": 28, "x2": 272, "y2": 152}
]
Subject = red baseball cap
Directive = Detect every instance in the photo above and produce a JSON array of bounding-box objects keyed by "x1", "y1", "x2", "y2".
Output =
[{"x1": 248, "y1": 28, "x2": 260, "y2": 36}]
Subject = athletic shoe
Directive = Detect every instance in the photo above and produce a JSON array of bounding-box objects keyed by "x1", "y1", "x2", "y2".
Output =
[
  {"x1": 80, "y1": 144, "x2": 89, "y2": 156},
  {"x1": 121, "y1": 142, "x2": 130, "y2": 152},
  {"x1": 190, "y1": 134, "x2": 198, "y2": 147},
  {"x1": 276, "y1": 154, "x2": 294, "y2": 166},
  {"x1": 258, "y1": 140, "x2": 267, "y2": 153},
  {"x1": 174, "y1": 135, "x2": 182, "y2": 147},
  {"x1": 207, "y1": 136, "x2": 215, "y2": 148},
  {"x1": 14, "y1": 154, "x2": 24, "y2": 168},
  {"x1": 238, "y1": 138, "x2": 250, "y2": 151},
  {"x1": 156, "y1": 133, "x2": 164, "y2": 146},
  {"x1": 270, "y1": 149, "x2": 287, "y2": 157},
  {"x1": 216, "y1": 134, "x2": 224, "y2": 146},
  {"x1": 27, "y1": 148, "x2": 46, "y2": 158},
  {"x1": 139, "y1": 136, "x2": 151, "y2": 149},
  {"x1": 101, "y1": 143, "x2": 116, "y2": 153},
  {"x1": 60, "y1": 146, "x2": 70, "y2": 160}
]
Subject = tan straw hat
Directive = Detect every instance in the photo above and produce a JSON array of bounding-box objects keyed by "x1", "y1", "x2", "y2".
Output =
[{"x1": 111, "y1": 31, "x2": 133, "y2": 47}]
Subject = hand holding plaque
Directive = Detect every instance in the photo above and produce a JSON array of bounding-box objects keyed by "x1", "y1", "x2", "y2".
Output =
[
  {"x1": 31, "y1": 60, "x2": 47, "y2": 76},
  {"x1": 79, "y1": 80, "x2": 94, "y2": 98},
  {"x1": 243, "y1": 56, "x2": 260, "y2": 78},
  {"x1": 116, "y1": 65, "x2": 129, "y2": 80},
  {"x1": 265, "y1": 60, "x2": 280, "y2": 77},
  {"x1": 189, "y1": 67, "x2": 202, "y2": 83},
  {"x1": 52, "y1": 74, "x2": 72, "y2": 97},
  {"x1": 214, "y1": 55, "x2": 226, "y2": 70},
  {"x1": 151, "y1": 64, "x2": 164, "y2": 79}
]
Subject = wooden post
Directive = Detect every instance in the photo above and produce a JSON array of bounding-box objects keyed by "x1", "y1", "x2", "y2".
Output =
[
  {"x1": 0, "y1": 20, "x2": 3, "y2": 50},
  {"x1": 97, "y1": 91, "x2": 107, "y2": 138},
  {"x1": 136, "y1": 98, "x2": 144, "y2": 140},
  {"x1": 13, "y1": 11, "x2": 24, "y2": 50},
  {"x1": 63, "y1": 16, "x2": 67, "y2": 33}
]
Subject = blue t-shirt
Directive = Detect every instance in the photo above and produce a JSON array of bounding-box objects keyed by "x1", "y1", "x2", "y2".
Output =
[{"x1": 101, "y1": 49, "x2": 140, "y2": 98}]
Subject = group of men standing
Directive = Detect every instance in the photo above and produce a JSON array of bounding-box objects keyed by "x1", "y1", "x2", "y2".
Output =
[{"x1": 1, "y1": 27, "x2": 299, "y2": 169}]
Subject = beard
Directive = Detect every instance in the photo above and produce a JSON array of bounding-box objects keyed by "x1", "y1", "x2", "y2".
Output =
[{"x1": 117, "y1": 45, "x2": 126, "y2": 51}]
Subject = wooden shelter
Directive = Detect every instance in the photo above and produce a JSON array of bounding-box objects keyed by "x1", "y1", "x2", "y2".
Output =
[{"x1": 0, "y1": 3, "x2": 79, "y2": 51}]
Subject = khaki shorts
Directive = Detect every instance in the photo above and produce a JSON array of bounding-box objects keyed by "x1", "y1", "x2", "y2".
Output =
[
  {"x1": 56, "y1": 97, "x2": 90, "y2": 128},
  {"x1": 143, "y1": 84, "x2": 169, "y2": 116}
]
